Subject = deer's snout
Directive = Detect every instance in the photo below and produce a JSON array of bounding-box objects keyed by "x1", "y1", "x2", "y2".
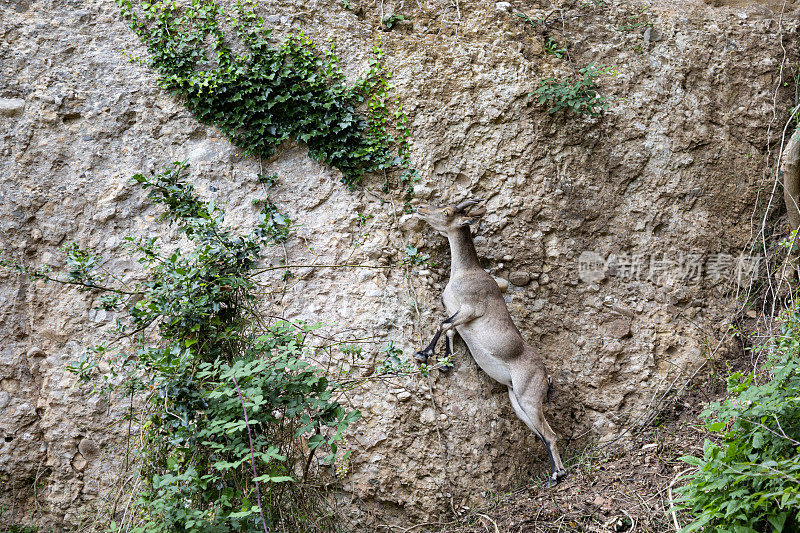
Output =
[{"x1": 413, "y1": 204, "x2": 430, "y2": 217}]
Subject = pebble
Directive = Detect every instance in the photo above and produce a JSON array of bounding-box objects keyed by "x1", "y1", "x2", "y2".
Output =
[
  {"x1": 495, "y1": 1, "x2": 512, "y2": 11},
  {"x1": 397, "y1": 391, "x2": 412, "y2": 402},
  {"x1": 27, "y1": 347, "x2": 46, "y2": 358},
  {"x1": 643, "y1": 27, "x2": 662, "y2": 43},
  {"x1": 78, "y1": 438, "x2": 99, "y2": 460},
  {"x1": 508, "y1": 271, "x2": 530, "y2": 286},
  {"x1": 494, "y1": 277, "x2": 509, "y2": 292},
  {"x1": 71, "y1": 454, "x2": 87, "y2": 472},
  {"x1": 0, "y1": 98, "x2": 25, "y2": 117}
]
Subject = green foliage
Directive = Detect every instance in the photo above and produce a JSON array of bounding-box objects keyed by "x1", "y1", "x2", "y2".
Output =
[
  {"x1": 376, "y1": 341, "x2": 447, "y2": 377},
  {"x1": 402, "y1": 244, "x2": 432, "y2": 266},
  {"x1": 516, "y1": 11, "x2": 545, "y2": 28},
  {"x1": 617, "y1": 5, "x2": 652, "y2": 32},
  {"x1": 256, "y1": 172, "x2": 278, "y2": 187},
  {"x1": 675, "y1": 302, "x2": 800, "y2": 532},
  {"x1": 534, "y1": 64, "x2": 612, "y2": 117},
  {"x1": 116, "y1": 0, "x2": 413, "y2": 188},
  {"x1": 381, "y1": 13, "x2": 407, "y2": 30},
  {"x1": 543, "y1": 37, "x2": 566, "y2": 58},
  {"x1": 50, "y1": 162, "x2": 359, "y2": 532}
]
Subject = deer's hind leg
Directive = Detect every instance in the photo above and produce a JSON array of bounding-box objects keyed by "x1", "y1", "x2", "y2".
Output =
[{"x1": 508, "y1": 369, "x2": 566, "y2": 487}]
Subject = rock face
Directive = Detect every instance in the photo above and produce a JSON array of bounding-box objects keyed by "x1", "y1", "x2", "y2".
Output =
[{"x1": 1, "y1": 0, "x2": 799, "y2": 529}]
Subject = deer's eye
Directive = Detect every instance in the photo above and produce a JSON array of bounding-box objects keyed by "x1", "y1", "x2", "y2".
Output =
[{"x1": 443, "y1": 210, "x2": 450, "y2": 217}]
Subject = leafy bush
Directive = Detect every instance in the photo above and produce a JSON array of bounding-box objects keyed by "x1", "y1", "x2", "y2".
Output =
[
  {"x1": 534, "y1": 63, "x2": 612, "y2": 117},
  {"x1": 676, "y1": 304, "x2": 800, "y2": 532},
  {"x1": 117, "y1": 0, "x2": 410, "y2": 187},
  {"x1": 15, "y1": 162, "x2": 359, "y2": 532}
]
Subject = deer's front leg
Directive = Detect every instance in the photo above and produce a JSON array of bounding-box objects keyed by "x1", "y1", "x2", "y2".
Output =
[{"x1": 414, "y1": 305, "x2": 480, "y2": 363}]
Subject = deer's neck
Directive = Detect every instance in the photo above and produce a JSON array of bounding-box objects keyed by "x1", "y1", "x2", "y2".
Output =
[{"x1": 447, "y1": 226, "x2": 482, "y2": 275}]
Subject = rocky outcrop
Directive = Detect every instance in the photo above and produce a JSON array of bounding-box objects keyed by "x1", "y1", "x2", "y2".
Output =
[{"x1": 1, "y1": 0, "x2": 799, "y2": 529}]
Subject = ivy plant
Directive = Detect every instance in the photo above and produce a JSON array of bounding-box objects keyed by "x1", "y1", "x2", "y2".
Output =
[{"x1": 116, "y1": 0, "x2": 415, "y2": 188}]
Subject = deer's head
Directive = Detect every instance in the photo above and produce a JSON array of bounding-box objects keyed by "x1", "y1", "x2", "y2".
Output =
[{"x1": 415, "y1": 199, "x2": 486, "y2": 234}]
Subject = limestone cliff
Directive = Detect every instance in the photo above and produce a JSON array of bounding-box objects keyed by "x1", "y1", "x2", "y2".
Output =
[{"x1": 1, "y1": 0, "x2": 798, "y2": 528}]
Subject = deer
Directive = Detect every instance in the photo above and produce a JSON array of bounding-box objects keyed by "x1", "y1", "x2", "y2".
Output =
[{"x1": 413, "y1": 199, "x2": 567, "y2": 487}]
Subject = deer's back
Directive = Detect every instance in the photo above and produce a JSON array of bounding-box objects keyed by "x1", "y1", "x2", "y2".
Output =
[{"x1": 444, "y1": 270, "x2": 529, "y2": 385}]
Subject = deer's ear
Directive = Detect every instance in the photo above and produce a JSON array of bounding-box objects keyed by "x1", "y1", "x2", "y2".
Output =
[{"x1": 458, "y1": 206, "x2": 486, "y2": 226}]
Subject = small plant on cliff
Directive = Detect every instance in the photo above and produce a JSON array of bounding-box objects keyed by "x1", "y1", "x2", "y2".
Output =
[
  {"x1": 543, "y1": 37, "x2": 567, "y2": 58},
  {"x1": 617, "y1": 5, "x2": 652, "y2": 32},
  {"x1": 675, "y1": 300, "x2": 800, "y2": 532},
  {"x1": 11, "y1": 162, "x2": 359, "y2": 532},
  {"x1": 381, "y1": 13, "x2": 407, "y2": 31},
  {"x1": 534, "y1": 63, "x2": 612, "y2": 117},
  {"x1": 116, "y1": 0, "x2": 416, "y2": 189}
]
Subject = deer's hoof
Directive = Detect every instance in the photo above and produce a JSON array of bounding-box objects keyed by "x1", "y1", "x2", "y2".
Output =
[
  {"x1": 546, "y1": 470, "x2": 566, "y2": 488},
  {"x1": 413, "y1": 351, "x2": 429, "y2": 363}
]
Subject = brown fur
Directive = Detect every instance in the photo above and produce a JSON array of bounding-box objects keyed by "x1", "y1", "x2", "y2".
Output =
[{"x1": 414, "y1": 200, "x2": 567, "y2": 486}]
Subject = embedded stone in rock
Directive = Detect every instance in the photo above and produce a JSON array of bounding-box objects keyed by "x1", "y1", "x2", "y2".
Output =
[
  {"x1": 78, "y1": 438, "x2": 99, "y2": 460},
  {"x1": 531, "y1": 298, "x2": 547, "y2": 312},
  {"x1": 508, "y1": 271, "x2": 530, "y2": 286},
  {"x1": 0, "y1": 98, "x2": 25, "y2": 117},
  {"x1": 494, "y1": 277, "x2": 509, "y2": 292},
  {"x1": 413, "y1": 183, "x2": 433, "y2": 199},
  {"x1": 27, "y1": 347, "x2": 47, "y2": 373},
  {"x1": 71, "y1": 453, "x2": 87, "y2": 472},
  {"x1": 644, "y1": 27, "x2": 662, "y2": 43},
  {"x1": 602, "y1": 340, "x2": 624, "y2": 356},
  {"x1": 27, "y1": 347, "x2": 46, "y2": 358},
  {"x1": 399, "y1": 214, "x2": 424, "y2": 232},
  {"x1": 0, "y1": 378, "x2": 19, "y2": 394},
  {"x1": 602, "y1": 318, "x2": 632, "y2": 339}
]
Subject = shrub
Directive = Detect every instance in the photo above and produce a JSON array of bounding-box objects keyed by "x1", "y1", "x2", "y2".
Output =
[
  {"x1": 533, "y1": 63, "x2": 612, "y2": 117},
  {"x1": 15, "y1": 162, "x2": 360, "y2": 532},
  {"x1": 675, "y1": 303, "x2": 800, "y2": 532}
]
